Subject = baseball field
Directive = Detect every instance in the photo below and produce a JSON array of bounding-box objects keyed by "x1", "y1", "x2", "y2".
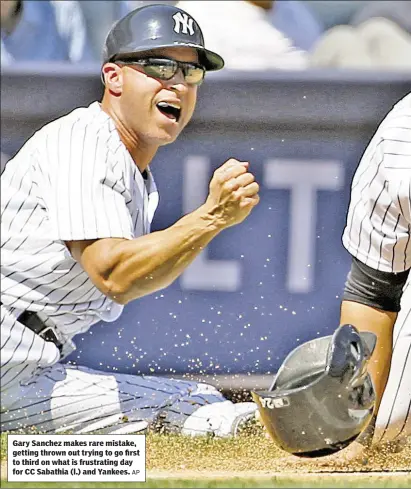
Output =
[{"x1": 1, "y1": 432, "x2": 410, "y2": 488}]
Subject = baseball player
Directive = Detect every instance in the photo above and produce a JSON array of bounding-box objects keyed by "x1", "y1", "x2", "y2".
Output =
[
  {"x1": 339, "y1": 92, "x2": 410, "y2": 452},
  {"x1": 1, "y1": 4, "x2": 260, "y2": 435},
  {"x1": 250, "y1": 93, "x2": 410, "y2": 460}
]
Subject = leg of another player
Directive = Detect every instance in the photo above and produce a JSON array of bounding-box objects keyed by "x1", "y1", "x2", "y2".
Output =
[{"x1": 0, "y1": 363, "x2": 256, "y2": 436}]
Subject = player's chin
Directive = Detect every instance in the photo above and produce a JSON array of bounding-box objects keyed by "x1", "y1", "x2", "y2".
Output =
[{"x1": 156, "y1": 125, "x2": 184, "y2": 146}]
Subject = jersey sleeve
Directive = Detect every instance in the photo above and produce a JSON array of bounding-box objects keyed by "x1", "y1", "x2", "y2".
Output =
[
  {"x1": 342, "y1": 120, "x2": 411, "y2": 273},
  {"x1": 38, "y1": 118, "x2": 134, "y2": 242}
]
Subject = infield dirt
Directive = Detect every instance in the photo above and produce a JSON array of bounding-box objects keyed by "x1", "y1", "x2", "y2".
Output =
[
  {"x1": 1, "y1": 433, "x2": 410, "y2": 487},
  {"x1": 146, "y1": 433, "x2": 410, "y2": 473}
]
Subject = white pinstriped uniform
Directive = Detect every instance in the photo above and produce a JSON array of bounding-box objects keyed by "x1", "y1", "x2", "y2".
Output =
[
  {"x1": 1, "y1": 102, "x2": 256, "y2": 434},
  {"x1": 1, "y1": 102, "x2": 158, "y2": 388},
  {"x1": 342, "y1": 93, "x2": 411, "y2": 444}
]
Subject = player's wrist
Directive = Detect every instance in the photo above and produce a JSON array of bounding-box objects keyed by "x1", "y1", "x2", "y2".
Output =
[{"x1": 195, "y1": 203, "x2": 227, "y2": 232}]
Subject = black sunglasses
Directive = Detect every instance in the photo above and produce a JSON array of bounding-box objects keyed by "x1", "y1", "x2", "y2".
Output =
[{"x1": 115, "y1": 57, "x2": 206, "y2": 86}]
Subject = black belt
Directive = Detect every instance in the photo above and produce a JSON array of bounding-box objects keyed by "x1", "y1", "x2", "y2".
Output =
[{"x1": 1, "y1": 302, "x2": 63, "y2": 353}]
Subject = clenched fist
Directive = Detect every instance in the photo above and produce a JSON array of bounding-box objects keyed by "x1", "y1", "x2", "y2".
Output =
[{"x1": 204, "y1": 158, "x2": 260, "y2": 229}]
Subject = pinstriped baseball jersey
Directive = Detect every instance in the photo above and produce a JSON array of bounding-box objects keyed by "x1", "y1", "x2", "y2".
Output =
[
  {"x1": 1, "y1": 101, "x2": 158, "y2": 358},
  {"x1": 342, "y1": 93, "x2": 411, "y2": 444},
  {"x1": 342, "y1": 93, "x2": 411, "y2": 272},
  {"x1": 0, "y1": 107, "x2": 252, "y2": 436}
]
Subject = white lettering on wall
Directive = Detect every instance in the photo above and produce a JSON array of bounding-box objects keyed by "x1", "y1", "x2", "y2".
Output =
[{"x1": 264, "y1": 159, "x2": 344, "y2": 293}]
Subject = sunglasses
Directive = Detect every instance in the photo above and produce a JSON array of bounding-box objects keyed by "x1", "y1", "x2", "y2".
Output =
[{"x1": 115, "y1": 57, "x2": 206, "y2": 86}]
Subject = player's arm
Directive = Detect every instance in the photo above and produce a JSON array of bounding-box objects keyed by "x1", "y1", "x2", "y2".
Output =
[
  {"x1": 67, "y1": 205, "x2": 221, "y2": 304},
  {"x1": 340, "y1": 257, "x2": 409, "y2": 410},
  {"x1": 66, "y1": 160, "x2": 259, "y2": 304}
]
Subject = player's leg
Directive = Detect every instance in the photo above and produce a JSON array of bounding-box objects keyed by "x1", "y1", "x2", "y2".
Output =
[
  {"x1": 1, "y1": 363, "x2": 256, "y2": 436},
  {"x1": 372, "y1": 279, "x2": 411, "y2": 445}
]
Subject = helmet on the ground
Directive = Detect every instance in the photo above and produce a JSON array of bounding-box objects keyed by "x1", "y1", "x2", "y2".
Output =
[
  {"x1": 252, "y1": 324, "x2": 376, "y2": 457},
  {"x1": 102, "y1": 4, "x2": 224, "y2": 71}
]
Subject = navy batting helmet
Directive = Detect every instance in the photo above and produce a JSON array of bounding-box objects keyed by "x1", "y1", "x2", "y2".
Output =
[
  {"x1": 102, "y1": 4, "x2": 224, "y2": 71},
  {"x1": 252, "y1": 324, "x2": 377, "y2": 457}
]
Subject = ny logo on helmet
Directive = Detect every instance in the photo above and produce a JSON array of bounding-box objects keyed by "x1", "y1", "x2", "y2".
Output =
[{"x1": 173, "y1": 12, "x2": 195, "y2": 36}]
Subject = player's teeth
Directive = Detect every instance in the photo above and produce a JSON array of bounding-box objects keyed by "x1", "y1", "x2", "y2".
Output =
[{"x1": 157, "y1": 102, "x2": 180, "y2": 109}]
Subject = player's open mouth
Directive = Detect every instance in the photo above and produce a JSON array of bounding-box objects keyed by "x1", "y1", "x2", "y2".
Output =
[{"x1": 156, "y1": 102, "x2": 181, "y2": 122}]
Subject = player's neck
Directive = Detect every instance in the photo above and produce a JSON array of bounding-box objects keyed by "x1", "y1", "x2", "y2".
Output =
[
  {"x1": 122, "y1": 136, "x2": 157, "y2": 173},
  {"x1": 100, "y1": 101, "x2": 157, "y2": 172}
]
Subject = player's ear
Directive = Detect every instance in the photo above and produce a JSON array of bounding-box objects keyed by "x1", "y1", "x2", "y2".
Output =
[{"x1": 102, "y1": 63, "x2": 123, "y2": 96}]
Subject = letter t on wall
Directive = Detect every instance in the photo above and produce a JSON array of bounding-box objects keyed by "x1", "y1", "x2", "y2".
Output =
[{"x1": 264, "y1": 159, "x2": 344, "y2": 293}]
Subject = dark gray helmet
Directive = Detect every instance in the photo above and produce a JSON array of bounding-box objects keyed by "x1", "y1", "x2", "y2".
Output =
[
  {"x1": 252, "y1": 324, "x2": 376, "y2": 457},
  {"x1": 102, "y1": 4, "x2": 224, "y2": 71}
]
